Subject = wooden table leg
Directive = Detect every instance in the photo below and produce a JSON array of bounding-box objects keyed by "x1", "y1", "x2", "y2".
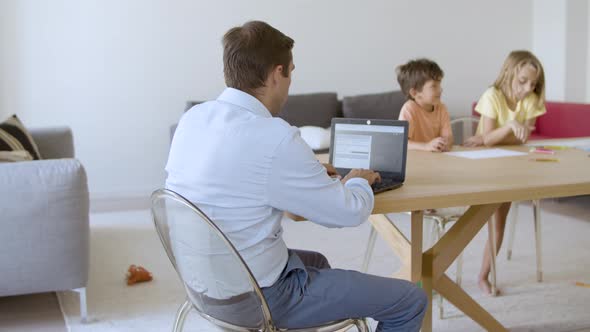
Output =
[
  {"x1": 421, "y1": 203, "x2": 506, "y2": 332},
  {"x1": 368, "y1": 214, "x2": 412, "y2": 280},
  {"x1": 368, "y1": 212, "x2": 423, "y2": 282},
  {"x1": 371, "y1": 205, "x2": 507, "y2": 331},
  {"x1": 410, "y1": 211, "x2": 423, "y2": 283},
  {"x1": 435, "y1": 274, "x2": 507, "y2": 332},
  {"x1": 422, "y1": 252, "x2": 434, "y2": 332}
]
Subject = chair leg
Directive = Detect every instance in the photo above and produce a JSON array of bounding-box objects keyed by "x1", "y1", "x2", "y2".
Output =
[
  {"x1": 437, "y1": 218, "x2": 465, "y2": 320},
  {"x1": 173, "y1": 300, "x2": 192, "y2": 332},
  {"x1": 456, "y1": 251, "x2": 464, "y2": 287},
  {"x1": 435, "y1": 221, "x2": 445, "y2": 320},
  {"x1": 506, "y1": 202, "x2": 519, "y2": 260},
  {"x1": 428, "y1": 217, "x2": 439, "y2": 249},
  {"x1": 73, "y1": 287, "x2": 88, "y2": 323},
  {"x1": 354, "y1": 318, "x2": 370, "y2": 332},
  {"x1": 533, "y1": 200, "x2": 543, "y2": 282},
  {"x1": 361, "y1": 226, "x2": 378, "y2": 273}
]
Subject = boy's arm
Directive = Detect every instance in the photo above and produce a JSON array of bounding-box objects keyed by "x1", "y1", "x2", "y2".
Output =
[
  {"x1": 409, "y1": 138, "x2": 446, "y2": 152},
  {"x1": 440, "y1": 109, "x2": 453, "y2": 151},
  {"x1": 408, "y1": 140, "x2": 429, "y2": 151},
  {"x1": 442, "y1": 135, "x2": 454, "y2": 151}
]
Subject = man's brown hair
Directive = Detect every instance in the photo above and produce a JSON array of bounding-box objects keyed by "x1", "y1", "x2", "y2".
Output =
[
  {"x1": 223, "y1": 21, "x2": 294, "y2": 94},
  {"x1": 396, "y1": 59, "x2": 444, "y2": 100}
]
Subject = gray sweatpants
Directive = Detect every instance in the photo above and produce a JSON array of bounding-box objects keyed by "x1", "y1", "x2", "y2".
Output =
[{"x1": 262, "y1": 249, "x2": 427, "y2": 332}]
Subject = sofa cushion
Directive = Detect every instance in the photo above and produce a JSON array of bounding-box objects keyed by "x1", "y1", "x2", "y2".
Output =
[
  {"x1": 185, "y1": 101, "x2": 203, "y2": 112},
  {"x1": 277, "y1": 93, "x2": 341, "y2": 128},
  {"x1": 472, "y1": 101, "x2": 590, "y2": 138},
  {"x1": 0, "y1": 115, "x2": 42, "y2": 160},
  {"x1": 342, "y1": 91, "x2": 405, "y2": 120},
  {"x1": 299, "y1": 126, "x2": 331, "y2": 151},
  {"x1": 535, "y1": 102, "x2": 590, "y2": 138}
]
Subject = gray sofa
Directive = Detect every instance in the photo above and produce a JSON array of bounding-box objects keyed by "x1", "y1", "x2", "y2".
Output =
[
  {"x1": 278, "y1": 90, "x2": 406, "y2": 128},
  {"x1": 0, "y1": 127, "x2": 89, "y2": 321},
  {"x1": 177, "y1": 90, "x2": 406, "y2": 149}
]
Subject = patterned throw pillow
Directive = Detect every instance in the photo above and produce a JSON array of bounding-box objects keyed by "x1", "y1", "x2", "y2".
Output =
[
  {"x1": 0, "y1": 115, "x2": 42, "y2": 160},
  {"x1": 0, "y1": 150, "x2": 33, "y2": 162}
]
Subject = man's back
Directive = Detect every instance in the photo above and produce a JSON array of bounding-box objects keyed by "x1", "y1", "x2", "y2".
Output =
[
  {"x1": 166, "y1": 88, "x2": 293, "y2": 287},
  {"x1": 166, "y1": 87, "x2": 377, "y2": 288}
]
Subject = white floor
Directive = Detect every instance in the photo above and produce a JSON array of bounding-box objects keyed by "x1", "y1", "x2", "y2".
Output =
[{"x1": 2, "y1": 196, "x2": 590, "y2": 332}]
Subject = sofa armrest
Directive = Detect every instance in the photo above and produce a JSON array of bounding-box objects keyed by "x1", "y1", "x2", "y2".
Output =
[
  {"x1": 29, "y1": 127, "x2": 75, "y2": 159},
  {"x1": 0, "y1": 158, "x2": 89, "y2": 296}
]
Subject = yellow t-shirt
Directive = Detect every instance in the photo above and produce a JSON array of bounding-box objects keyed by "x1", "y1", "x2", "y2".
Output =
[{"x1": 475, "y1": 87, "x2": 546, "y2": 134}]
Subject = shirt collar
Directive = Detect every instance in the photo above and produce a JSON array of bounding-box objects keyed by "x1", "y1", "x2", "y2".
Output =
[{"x1": 217, "y1": 87, "x2": 272, "y2": 118}]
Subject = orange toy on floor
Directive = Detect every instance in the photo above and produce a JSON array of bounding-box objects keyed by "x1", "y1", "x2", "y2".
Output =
[{"x1": 126, "y1": 264, "x2": 153, "y2": 285}]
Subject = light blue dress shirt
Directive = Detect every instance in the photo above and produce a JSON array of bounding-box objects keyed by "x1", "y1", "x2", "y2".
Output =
[{"x1": 165, "y1": 88, "x2": 374, "y2": 287}]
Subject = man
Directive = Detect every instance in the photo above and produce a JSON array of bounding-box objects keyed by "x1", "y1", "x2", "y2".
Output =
[{"x1": 166, "y1": 20, "x2": 426, "y2": 332}]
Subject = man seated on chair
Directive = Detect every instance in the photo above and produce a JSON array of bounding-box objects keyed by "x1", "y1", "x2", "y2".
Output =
[{"x1": 165, "y1": 20, "x2": 427, "y2": 332}]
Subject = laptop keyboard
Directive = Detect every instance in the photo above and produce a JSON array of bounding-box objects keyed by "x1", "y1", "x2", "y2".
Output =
[{"x1": 371, "y1": 178, "x2": 402, "y2": 193}]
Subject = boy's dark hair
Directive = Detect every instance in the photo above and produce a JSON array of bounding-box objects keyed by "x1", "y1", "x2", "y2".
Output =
[
  {"x1": 223, "y1": 21, "x2": 294, "y2": 95},
  {"x1": 396, "y1": 59, "x2": 444, "y2": 100}
]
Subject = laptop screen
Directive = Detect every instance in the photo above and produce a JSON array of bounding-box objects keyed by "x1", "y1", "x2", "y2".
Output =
[{"x1": 329, "y1": 118, "x2": 408, "y2": 180}]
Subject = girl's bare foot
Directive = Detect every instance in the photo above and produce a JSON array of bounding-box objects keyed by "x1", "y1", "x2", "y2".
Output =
[
  {"x1": 478, "y1": 278, "x2": 493, "y2": 295},
  {"x1": 478, "y1": 278, "x2": 501, "y2": 296}
]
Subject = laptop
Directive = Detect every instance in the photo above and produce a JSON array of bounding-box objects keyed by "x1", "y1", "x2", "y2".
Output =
[{"x1": 329, "y1": 118, "x2": 409, "y2": 194}]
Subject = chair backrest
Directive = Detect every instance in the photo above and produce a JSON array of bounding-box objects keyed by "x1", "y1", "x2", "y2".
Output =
[
  {"x1": 450, "y1": 117, "x2": 480, "y2": 145},
  {"x1": 150, "y1": 189, "x2": 274, "y2": 330}
]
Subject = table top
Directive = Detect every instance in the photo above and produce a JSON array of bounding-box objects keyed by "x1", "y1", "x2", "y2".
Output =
[{"x1": 319, "y1": 143, "x2": 590, "y2": 214}]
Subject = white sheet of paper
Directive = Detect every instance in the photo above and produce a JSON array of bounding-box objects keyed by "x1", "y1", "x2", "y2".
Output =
[{"x1": 445, "y1": 148, "x2": 528, "y2": 159}]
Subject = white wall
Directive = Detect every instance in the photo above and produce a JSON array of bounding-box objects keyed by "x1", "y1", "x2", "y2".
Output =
[
  {"x1": 1, "y1": 0, "x2": 533, "y2": 200},
  {"x1": 566, "y1": 0, "x2": 588, "y2": 102},
  {"x1": 0, "y1": 1, "x2": 15, "y2": 120},
  {"x1": 533, "y1": 0, "x2": 589, "y2": 102},
  {"x1": 533, "y1": 0, "x2": 567, "y2": 101}
]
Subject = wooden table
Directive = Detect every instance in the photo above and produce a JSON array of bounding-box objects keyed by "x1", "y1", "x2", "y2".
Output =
[{"x1": 321, "y1": 143, "x2": 590, "y2": 331}]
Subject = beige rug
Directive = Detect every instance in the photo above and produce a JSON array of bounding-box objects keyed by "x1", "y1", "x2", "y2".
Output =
[{"x1": 58, "y1": 199, "x2": 590, "y2": 331}]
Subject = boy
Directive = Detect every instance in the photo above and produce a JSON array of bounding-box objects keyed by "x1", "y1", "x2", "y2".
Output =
[{"x1": 397, "y1": 59, "x2": 453, "y2": 152}]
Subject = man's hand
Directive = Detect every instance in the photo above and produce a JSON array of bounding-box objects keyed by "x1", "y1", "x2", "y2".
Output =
[
  {"x1": 464, "y1": 135, "x2": 484, "y2": 147},
  {"x1": 341, "y1": 169, "x2": 381, "y2": 186},
  {"x1": 508, "y1": 120, "x2": 535, "y2": 143},
  {"x1": 426, "y1": 137, "x2": 446, "y2": 152},
  {"x1": 323, "y1": 163, "x2": 340, "y2": 179}
]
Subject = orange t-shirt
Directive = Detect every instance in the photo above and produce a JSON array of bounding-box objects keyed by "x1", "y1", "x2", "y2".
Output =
[{"x1": 398, "y1": 100, "x2": 452, "y2": 143}]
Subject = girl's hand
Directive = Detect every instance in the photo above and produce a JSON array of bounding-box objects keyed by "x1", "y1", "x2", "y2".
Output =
[
  {"x1": 508, "y1": 121, "x2": 535, "y2": 143},
  {"x1": 464, "y1": 135, "x2": 484, "y2": 147}
]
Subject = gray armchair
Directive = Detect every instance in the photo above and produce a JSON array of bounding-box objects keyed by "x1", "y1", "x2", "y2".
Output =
[{"x1": 0, "y1": 127, "x2": 89, "y2": 321}]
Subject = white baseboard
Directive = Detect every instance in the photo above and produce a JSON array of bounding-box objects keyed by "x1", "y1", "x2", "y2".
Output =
[{"x1": 90, "y1": 191, "x2": 151, "y2": 213}]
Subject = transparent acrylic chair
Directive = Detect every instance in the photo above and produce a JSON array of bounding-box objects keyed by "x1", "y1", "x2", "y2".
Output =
[
  {"x1": 506, "y1": 199, "x2": 543, "y2": 282},
  {"x1": 151, "y1": 189, "x2": 370, "y2": 332}
]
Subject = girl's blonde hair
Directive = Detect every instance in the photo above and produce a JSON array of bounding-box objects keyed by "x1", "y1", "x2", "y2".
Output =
[{"x1": 493, "y1": 50, "x2": 545, "y2": 109}]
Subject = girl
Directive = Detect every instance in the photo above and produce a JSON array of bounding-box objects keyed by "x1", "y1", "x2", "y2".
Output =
[{"x1": 466, "y1": 50, "x2": 547, "y2": 294}]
